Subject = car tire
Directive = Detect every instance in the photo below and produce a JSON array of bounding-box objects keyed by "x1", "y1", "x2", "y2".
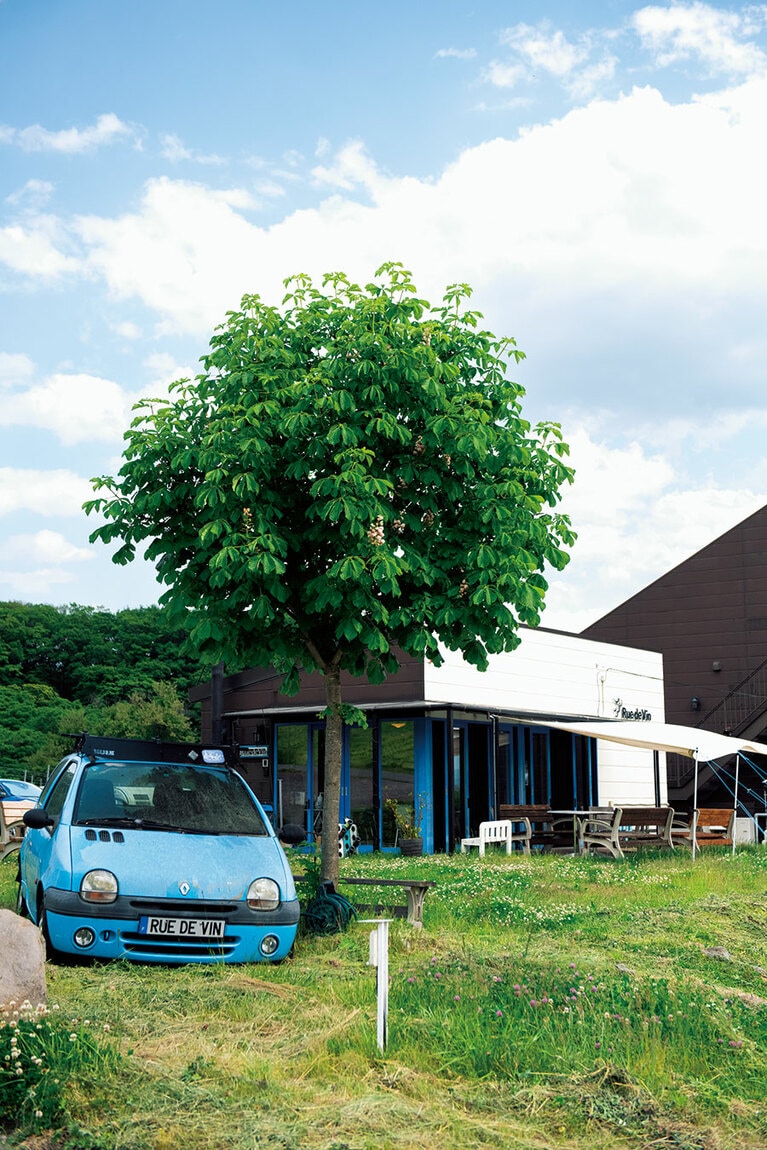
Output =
[
  {"x1": 15, "y1": 877, "x2": 28, "y2": 917},
  {"x1": 37, "y1": 891, "x2": 62, "y2": 961}
]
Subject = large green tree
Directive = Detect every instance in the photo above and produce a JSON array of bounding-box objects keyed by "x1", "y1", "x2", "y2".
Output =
[{"x1": 87, "y1": 264, "x2": 575, "y2": 886}]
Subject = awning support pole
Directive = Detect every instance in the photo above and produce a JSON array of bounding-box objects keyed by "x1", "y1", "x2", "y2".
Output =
[
  {"x1": 733, "y1": 753, "x2": 740, "y2": 856},
  {"x1": 692, "y1": 755, "x2": 699, "y2": 861}
]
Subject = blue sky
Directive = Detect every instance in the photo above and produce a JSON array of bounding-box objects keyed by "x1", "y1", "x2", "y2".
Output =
[{"x1": 1, "y1": 0, "x2": 767, "y2": 630}]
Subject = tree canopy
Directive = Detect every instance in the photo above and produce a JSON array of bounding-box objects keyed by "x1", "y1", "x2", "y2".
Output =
[{"x1": 87, "y1": 263, "x2": 576, "y2": 884}]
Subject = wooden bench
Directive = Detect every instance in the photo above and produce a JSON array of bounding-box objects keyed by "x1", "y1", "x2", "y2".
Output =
[
  {"x1": 460, "y1": 819, "x2": 522, "y2": 857},
  {"x1": 498, "y1": 804, "x2": 579, "y2": 853},
  {"x1": 0, "y1": 805, "x2": 25, "y2": 864},
  {"x1": 581, "y1": 806, "x2": 674, "y2": 859},
  {"x1": 339, "y1": 877, "x2": 436, "y2": 929},
  {"x1": 618, "y1": 806, "x2": 674, "y2": 852},
  {"x1": 671, "y1": 808, "x2": 736, "y2": 850}
]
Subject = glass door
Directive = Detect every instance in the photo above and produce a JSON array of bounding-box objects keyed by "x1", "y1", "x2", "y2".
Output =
[
  {"x1": 275, "y1": 724, "x2": 309, "y2": 835},
  {"x1": 348, "y1": 725, "x2": 375, "y2": 848},
  {"x1": 275, "y1": 722, "x2": 325, "y2": 842}
]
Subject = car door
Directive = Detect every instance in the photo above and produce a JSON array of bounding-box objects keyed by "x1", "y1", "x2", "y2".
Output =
[{"x1": 22, "y1": 758, "x2": 79, "y2": 901}]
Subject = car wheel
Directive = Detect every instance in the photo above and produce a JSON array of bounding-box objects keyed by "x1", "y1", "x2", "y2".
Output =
[
  {"x1": 37, "y1": 891, "x2": 62, "y2": 961},
  {"x1": 15, "y1": 875, "x2": 28, "y2": 917}
]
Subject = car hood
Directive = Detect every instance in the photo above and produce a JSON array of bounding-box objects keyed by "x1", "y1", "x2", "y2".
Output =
[{"x1": 68, "y1": 827, "x2": 297, "y2": 901}]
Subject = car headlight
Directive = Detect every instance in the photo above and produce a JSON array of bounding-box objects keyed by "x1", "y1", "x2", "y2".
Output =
[
  {"x1": 80, "y1": 869, "x2": 118, "y2": 903},
  {"x1": 247, "y1": 877, "x2": 280, "y2": 911}
]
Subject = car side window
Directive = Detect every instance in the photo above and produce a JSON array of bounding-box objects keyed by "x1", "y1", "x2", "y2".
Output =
[{"x1": 43, "y1": 760, "x2": 78, "y2": 821}]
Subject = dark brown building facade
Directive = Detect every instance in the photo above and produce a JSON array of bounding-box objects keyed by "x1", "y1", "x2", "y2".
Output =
[{"x1": 582, "y1": 504, "x2": 767, "y2": 806}]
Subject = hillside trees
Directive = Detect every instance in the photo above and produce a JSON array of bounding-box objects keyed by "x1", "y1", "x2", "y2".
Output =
[
  {"x1": 0, "y1": 601, "x2": 206, "y2": 704},
  {"x1": 87, "y1": 263, "x2": 576, "y2": 887},
  {"x1": 0, "y1": 602, "x2": 204, "y2": 778}
]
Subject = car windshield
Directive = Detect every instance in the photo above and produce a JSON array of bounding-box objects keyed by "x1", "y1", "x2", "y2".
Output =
[{"x1": 73, "y1": 762, "x2": 269, "y2": 835}]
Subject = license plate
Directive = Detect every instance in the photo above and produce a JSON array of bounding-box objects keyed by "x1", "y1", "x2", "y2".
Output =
[{"x1": 138, "y1": 915, "x2": 225, "y2": 939}]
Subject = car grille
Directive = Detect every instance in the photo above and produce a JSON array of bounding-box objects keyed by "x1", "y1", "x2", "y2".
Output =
[
  {"x1": 120, "y1": 932, "x2": 241, "y2": 958},
  {"x1": 127, "y1": 898, "x2": 238, "y2": 916}
]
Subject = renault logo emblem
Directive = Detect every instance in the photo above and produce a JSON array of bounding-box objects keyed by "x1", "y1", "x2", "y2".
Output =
[{"x1": 179, "y1": 881, "x2": 190, "y2": 895}]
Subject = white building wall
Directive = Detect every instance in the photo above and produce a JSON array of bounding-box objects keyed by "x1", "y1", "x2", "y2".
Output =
[{"x1": 423, "y1": 627, "x2": 667, "y2": 806}]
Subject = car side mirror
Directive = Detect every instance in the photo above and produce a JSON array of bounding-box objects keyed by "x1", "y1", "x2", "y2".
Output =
[{"x1": 23, "y1": 808, "x2": 55, "y2": 829}]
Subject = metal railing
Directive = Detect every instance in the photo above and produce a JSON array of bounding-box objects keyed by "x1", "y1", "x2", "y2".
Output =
[{"x1": 666, "y1": 655, "x2": 767, "y2": 790}]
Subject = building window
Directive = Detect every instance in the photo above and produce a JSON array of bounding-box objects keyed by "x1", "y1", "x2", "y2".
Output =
[{"x1": 381, "y1": 721, "x2": 415, "y2": 846}]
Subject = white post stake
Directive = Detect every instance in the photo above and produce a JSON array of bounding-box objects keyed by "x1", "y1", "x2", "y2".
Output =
[
  {"x1": 692, "y1": 756, "x2": 699, "y2": 861},
  {"x1": 367, "y1": 919, "x2": 390, "y2": 1052}
]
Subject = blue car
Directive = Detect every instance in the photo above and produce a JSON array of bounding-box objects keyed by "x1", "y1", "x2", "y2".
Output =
[{"x1": 18, "y1": 735, "x2": 300, "y2": 964}]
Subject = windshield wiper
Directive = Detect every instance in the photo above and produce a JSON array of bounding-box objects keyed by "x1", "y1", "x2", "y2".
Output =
[
  {"x1": 129, "y1": 818, "x2": 207, "y2": 833},
  {"x1": 77, "y1": 815, "x2": 205, "y2": 833},
  {"x1": 78, "y1": 816, "x2": 142, "y2": 827}
]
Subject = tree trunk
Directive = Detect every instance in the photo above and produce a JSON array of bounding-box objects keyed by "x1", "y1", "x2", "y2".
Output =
[{"x1": 320, "y1": 665, "x2": 343, "y2": 889}]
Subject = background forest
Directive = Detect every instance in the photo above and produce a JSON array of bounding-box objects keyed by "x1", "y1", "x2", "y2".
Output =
[{"x1": 0, "y1": 601, "x2": 214, "y2": 781}]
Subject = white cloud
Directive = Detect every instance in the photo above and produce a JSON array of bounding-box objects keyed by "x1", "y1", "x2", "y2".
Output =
[
  {"x1": 500, "y1": 21, "x2": 590, "y2": 77},
  {"x1": 0, "y1": 216, "x2": 80, "y2": 277},
  {"x1": 75, "y1": 178, "x2": 262, "y2": 334},
  {"x1": 252, "y1": 179, "x2": 287, "y2": 199},
  {"x1": 0, "y1": 352, "x2": 35, "y2": 388},
  {"x1": 0, "y1": 468, "x2": 93, "y2": 516},
  {"x1": 0, "y1": 566, "x2": 78, "y2": 598},
  {"x1": 2, "y1": 113, "x2": 137, "y2": 154},
  {"x1": 634, "y1": 2, "x2": 767, "y2": 76},
  {"x1": 160, "y1": 133, "x2": 225, "y2": 165},
  {"x1": 566, "y1": 54, "x2": 618, "y2": 100},
  {"x1": 492, "y1": 19, "x2": 616, "y2": 98},
  {"x1": 311, "y1": 140, "x2": 381, "y2": 191},
  {"x1": 139, "y1": 353, "x2": 193, "y2": 402},
  {"x1": 0, "y1": 373, "x2": 136, "y2": 445},
  {"x1": 110, "y1": 320, "x2": 142, "y2": 340},
  {"x1": 483, "y1": 60, "x2": 528, "y2": 89},
  {"x1": 2, "y1": 529, "x2": 93, "y2": 564},
  {"x1": 435, "y1": 47, "x2": 477, "y2": 60},
  {"x1": 63, "y1": 75, "x2": 767, "y2": 352},
  {"x1": 5, "y1": 179, "x2": 54, "y2": 208}
]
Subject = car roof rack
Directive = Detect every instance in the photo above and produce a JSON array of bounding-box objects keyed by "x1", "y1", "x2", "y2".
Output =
[{"x1": 65, "y1": 733, "x2": 237, "y2": 767}]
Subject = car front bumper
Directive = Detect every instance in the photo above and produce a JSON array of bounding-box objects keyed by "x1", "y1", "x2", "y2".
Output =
[{"x1": 42, "y1": 888, "x2": 300, "y2": 963}]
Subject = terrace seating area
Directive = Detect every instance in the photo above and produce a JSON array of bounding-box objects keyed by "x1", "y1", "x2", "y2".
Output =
[
  {"x1": 497, "y1": 805, "x2": 583, "y2": 854},
  {"x1": 460, "y1": 805, "x2": 740, "y2": 860}
]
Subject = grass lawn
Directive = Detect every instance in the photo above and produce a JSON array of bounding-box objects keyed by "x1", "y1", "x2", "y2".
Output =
[{"x1": 3, "y1": 846, "x2": 767, "y2": 1149}]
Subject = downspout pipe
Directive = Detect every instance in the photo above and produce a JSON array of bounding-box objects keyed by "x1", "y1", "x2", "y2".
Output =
[{"x1": 211, "y1": 662, "x2": 227, "y2": 745}]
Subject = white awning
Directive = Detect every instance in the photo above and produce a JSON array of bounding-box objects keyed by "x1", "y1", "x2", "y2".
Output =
[{"x1": 539, "y1": 720, "x2": 767, "y2": 761}]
